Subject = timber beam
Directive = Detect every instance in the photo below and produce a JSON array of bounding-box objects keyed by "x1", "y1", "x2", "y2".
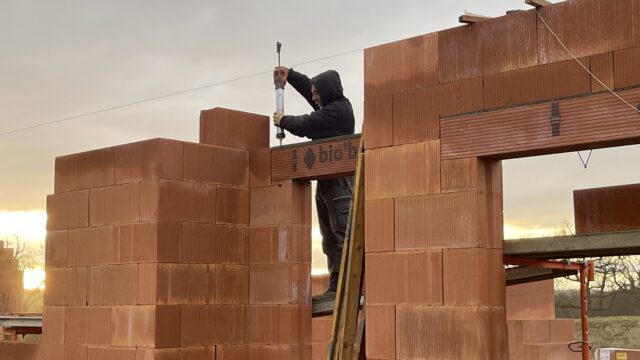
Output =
[
  {"x1": 503, "y1": 230, "x2": 640, "y2": 259},
  {"x1": 505, "y1": 266, "x2": 575, "y2": 286},
  {"x1": 459, "y1": 12, "x2": 490, "y2": 24},
  {"x1": 525, "y1": 0, "x2": 552, "y2": 8}
]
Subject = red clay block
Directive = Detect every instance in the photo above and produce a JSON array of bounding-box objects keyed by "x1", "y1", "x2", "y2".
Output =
[
  {"x1": 483, "y1": 58, "x2": 591, "y2": 109},
  {"x1": 42, "y1": 306, "x2": 65, "y2": 344},
  {"x1": 215, "y1": 265, "x2": 249, "y2": 304},
  {"x1": 114, "y1": 138, "x2": 183, "y2": 184},
  {"x1": 392, "y1": 86, "x2": 439, "y2": 145},
  {"x1": 249, "y1": 147, "x2": 271, "y2": 188},
  {"x1": 111, "y1": 305, "x2": 180, "y2": 348},
  {"x1": 135, "y1": 347, "x2": 216, "y2": 360},
  {"x1": 212, "y1": 225, "x2": 249, "y2": 264},
  {"x1": 395, "y1": 305, "x2": 507, "y2": 359},
  {"x1": 180, "y1": 305, "x2": 212, "y2": 346},
  {"x1": 438, "y1": 25, "x2": 481, "y2": 83},
  {"x1": 506, "y1": 279, "x2": 554, "y2": 297},
  {"x1": 44, "y1": 267, "x2": 87, "y2": 306},
  {"x1": 217, "y1": 186, "x2": 250, "y2": 225},
  {"x1": 443, "y1": 248, "x2": 505, "y2": 306},
  {"x1": 88, "y1": 264, "x2": 138, "y2": 305},
  {"x1": 506, "y1": 294, "x2": 556, "y2": 321},
  {"x1": 217, "y1": 345, "x2": 249, "y2": 360},
  {"x1": 117, "y1": 222, "x2": 181, "y2": 263},
  {"x1": 549, "y1": 318, "x2": 576, "y2": 342},
  {"x1": 364, "y1": 141, "x2": 441, "y2": 200},
  {"x1": 364, "y1": 199, "x2": 394, "y2": 253},
  {"x1": 537, "y1": 0, "x2": 639, "y2": 64},
  {"x1": 590, "y1": 52, "x2": 615, "y2": 92},
  {"x1": 65, "y1": 306, "x2": 112, "y2": 345},
  {"x1": 55, "y1": 147, "x2": 114, "y2": 193},
  {"x1": 46, "y1": 190, "x2": 89, "y2": 230},
  {"x1": 615, "y1": 46, "x2": 640, "y2": 89},
  {"x1": 89, "y1": 183, "x2": 141, "y2": 226},
  {"x1": 87, "y1": 347, "x2": 136, "y2": 360},
  {"x1": 200, "y1": 107, "x2": 269, "y2": 150},
  {"x1": 278, "y1": 305, "x2": 311, "y2": 344},
  {"x1": 0, "y1": 342, "x2": 44, "y2": 360},
  {"x1": 138, "y1": 263, "x2": 208, "y2": 305},
  {"x1": 479, "y1": 11, "x2": 537, "y2": 75},
  {"x1": 366, "y1": 305, "x2": 395, "y2": 359},
  {"x1": 575, "y1": 183, "x2": 640, "y2": 234},
  {"x1": 247, "y1": 305, "x2": 279, "y2": 344},
  {"x1": 154, "y1": 305, "x2": 182, "y2": 348},
  {"x1": 438, "y1": 77, "x2": 484, "y2": 117},
  {"x1": 183, "y1": 141, "x2": 249, "y2": 186},
  {"x1": 441, "y1": 158, "x2": 502, "y2": 194},
  {"x1": 364, "y1": 33, "x2": 439, "y2": 98},
  {"x1": 311, "y1": 315, "x2": 332, "y2": 343},
  {"x1": 45, "y1": 230, "x2": 67, "y2": 269},
  {"x1": 291, "y1": 224, "x2": 311, "y2": 264},
  {"x1": 249, "y1": 225, "x2": 291, "y2": 264},
  {"x1": 365, "y1": 251, "x2": 442, "y2": 305},
  {"x1": 249, "y1": 264, "x2": 296, "y2": 304},
  {"x1": 211, "y1": 305, "x2": 247, "y2": 344},
  {"x1": 67, "y1": 226, "x2": 116, "y2": 267},
  {"x1": 140, "y1": 180, "x2": 216, "y2": 223},
  {"x1": 395, "y1": 191, "x2": 503, "y2": 250},
  {"x1": 42, "y1": 344, "x2": 87, "y2": 360},
  {"x1": 363, "y1": 94, "x2": 393, "y2": 149},
  {"x1": 250, "y1": 183, "x2": 296, "y2": 226},
  {"x1": 181, "y1": 222, "x2": 213, "y2": 263},
  {"x1": 311, "y1": 274, "x2": 329, "y2": 297}
]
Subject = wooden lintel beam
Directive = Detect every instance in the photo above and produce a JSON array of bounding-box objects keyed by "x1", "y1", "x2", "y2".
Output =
[
  {"x1": 458, "y1": 12, "x2": 490, "y2": 24},
  {"x1": 525, "y1": 0, "x2": 552, "y2": 8}
]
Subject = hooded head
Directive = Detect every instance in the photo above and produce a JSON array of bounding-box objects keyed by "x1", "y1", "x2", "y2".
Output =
[{"x1": 311, "y1": 70, "x2": 345, "y2": 108}]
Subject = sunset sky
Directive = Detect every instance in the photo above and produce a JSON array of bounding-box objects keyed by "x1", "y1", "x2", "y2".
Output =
[{"x1": 2, "y1": 0, "x2": 640, "y2": 288}]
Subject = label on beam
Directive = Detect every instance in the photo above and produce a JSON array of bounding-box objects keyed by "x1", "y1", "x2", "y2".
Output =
[{"x1": 271, "y1": 134, "x2": 360, "y2": 181}]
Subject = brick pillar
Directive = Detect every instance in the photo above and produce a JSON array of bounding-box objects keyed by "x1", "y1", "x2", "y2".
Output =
[
  {"x1": 0, "y1": 242, "x2": 22, "y2": 314},
  {"x1": 42, "y1": 107, "x2": 311, "y2": 359},
  {"x1": 363, "y1": 34, "x2": 507, "y2": 359}
]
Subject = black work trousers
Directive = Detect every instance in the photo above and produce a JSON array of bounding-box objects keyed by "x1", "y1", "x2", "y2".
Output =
[{"x1": 316, "y1": 176, "x2": 354, "y2": 292}]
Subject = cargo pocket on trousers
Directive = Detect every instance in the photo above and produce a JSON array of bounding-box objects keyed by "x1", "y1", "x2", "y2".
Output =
[{"x1": 333, "y1": 195, "x2": 352, "y2": 230}]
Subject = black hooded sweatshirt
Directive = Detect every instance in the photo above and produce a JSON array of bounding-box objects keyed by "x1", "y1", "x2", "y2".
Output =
[{"x1": 280, "y1": 68, "x2": 355, "y2": 140}]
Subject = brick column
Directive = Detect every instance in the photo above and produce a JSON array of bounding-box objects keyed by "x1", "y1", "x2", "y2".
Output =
[{"x1": 363, "y1": 34, "x2": 507, "y2": 359}]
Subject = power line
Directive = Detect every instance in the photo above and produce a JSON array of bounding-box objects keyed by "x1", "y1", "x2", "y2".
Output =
[{"x1": 0, "y1": 48, "x2": 363, "y2": 137}]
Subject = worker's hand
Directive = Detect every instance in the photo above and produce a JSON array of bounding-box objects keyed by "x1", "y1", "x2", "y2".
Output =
[
  {"x1": 273, "y1": 111, "x2": 284, "y2": 126},
  {"x1": 273, "y1": 66, "x2": 288, "y2": 87}
]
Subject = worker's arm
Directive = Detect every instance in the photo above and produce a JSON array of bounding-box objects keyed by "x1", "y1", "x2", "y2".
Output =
[
  {"x1": 279, "y1": 103, "x2": 341, "y2": 139},
  {"x1": 287, "y1": 68, "x2": 320, "y2": 111}
]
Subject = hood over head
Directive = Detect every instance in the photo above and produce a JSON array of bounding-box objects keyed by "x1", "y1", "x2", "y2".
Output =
[{"x1": 312, "y1": 70, "x2": 345, "y2": 105}]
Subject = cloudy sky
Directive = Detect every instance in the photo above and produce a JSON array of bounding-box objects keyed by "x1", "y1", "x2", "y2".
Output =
[{"x1": 2, "y1": 0, "x2": 640, "y2": 276}]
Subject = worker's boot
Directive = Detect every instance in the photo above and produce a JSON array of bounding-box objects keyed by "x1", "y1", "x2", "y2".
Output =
[{"x1": 312, "y1": 290, "x2": 336, "y2": 302}]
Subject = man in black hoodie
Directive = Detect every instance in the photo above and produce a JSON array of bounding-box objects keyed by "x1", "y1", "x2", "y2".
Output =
[{"x1": 273, "y1": 67, "x2": 355, "y2": 302}]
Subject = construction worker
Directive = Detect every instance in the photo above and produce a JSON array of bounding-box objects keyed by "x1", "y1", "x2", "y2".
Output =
[{"x1": 273, "y1": 67, "x2": 355, "y2": 302}]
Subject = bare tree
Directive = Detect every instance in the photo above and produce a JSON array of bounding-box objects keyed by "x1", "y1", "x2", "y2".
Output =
[{"x1": 3, "y1": 235, "x2": 44, "y2": 271}]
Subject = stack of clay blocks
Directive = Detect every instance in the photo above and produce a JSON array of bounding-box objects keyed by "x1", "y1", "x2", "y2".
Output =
[
  {"x1": 0, "y1": 241, "x2": 23, "y2": 316},
  {"x1": 36, "y1": 107, "x2": 311, "y2": 360},
  {"x1": 362, "y1": 0, "x2": 640, "y2": 358},
  {"x1": 507, "y1": 280, "x2": 579, "y2": 359}
]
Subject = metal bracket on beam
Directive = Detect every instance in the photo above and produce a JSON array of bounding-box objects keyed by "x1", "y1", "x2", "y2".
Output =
[
  {"x1": 525, "y1": 0, "x2": 552, "y2": 8},
  {"x1": 459, "y1": 12, "x2": 490, "y2": 24}
]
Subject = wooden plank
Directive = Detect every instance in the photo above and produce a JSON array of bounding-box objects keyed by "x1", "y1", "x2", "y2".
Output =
[
  {"x1": 503, "y1": 230, "x2": 640, "y2": 259},
  {"x1": 459, "y1": 12, "x2": 490, "y2": 24},
  {"x1": 339, "y1": 148, "x2": 365, "y2": 360},
  {"x1": 505, "y1": 266, "x2": 575, "y2": 286},
  {"x1": 525, "y1": 0, "x2": 551, "y2": 8},
  {"x1": 271, "y1": 134, "x2": 360, "y2": 181},
  {"x1": 441, "y1": 87, "x2": 640, "y2": 160},
  {"x1": 327, "y1": 139, "x2": 365, "y2": 360}
]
